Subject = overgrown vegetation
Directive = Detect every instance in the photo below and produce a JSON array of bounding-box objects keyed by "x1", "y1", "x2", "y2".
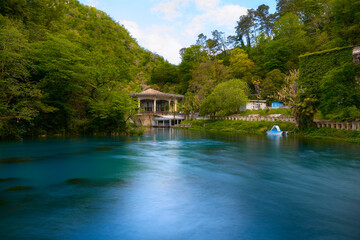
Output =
[
  {"x1": 237, "y1": 108, "x2": 292, "y2": 117},
  {"x1": 172, "y1": 0, "x2": 360, "y2": 128},
  {"x1": 183, "y1": 120, "x2": 296, "y2": 135},
  {"x1": 183, "y1": 120, "x2": 360, "y2": 144},
  {"x1": 298, "y1": 47, "x2": 360, "y2": 122},
  {"x1": 1, "y1": 0, "x2": 360, "y2": 139},
  {"x1": 297, "y1": 127, "x2": 360, "y2": 144},
  {"x1": 0, "y1": 0, "x2": 162, "y2": 139},
  {"x1": 199, "y1": 79, "x2": 248, "y2": 116}
]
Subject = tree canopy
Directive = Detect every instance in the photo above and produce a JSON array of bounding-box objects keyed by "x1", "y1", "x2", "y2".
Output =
[
  {"x1": 0, "y1": 0, "x2": 161, "y2": 138},
  {"x1": 200, "y1": 79, "x2": 249, "y2": 116}
]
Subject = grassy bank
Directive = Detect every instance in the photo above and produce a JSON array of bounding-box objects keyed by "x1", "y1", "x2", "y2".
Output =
[
  {"x1": 238, "y1": 108, "x2": 292, "y2": 117},
  {"x1": 180, "y1": 120, "x2": 360, "y2": 143},
  {"x1": 181, "y1": 120, "x2": 296, "y2": 135},
  {"x1": 297, "y1": 127, "x2": 360, "y2": 144}
]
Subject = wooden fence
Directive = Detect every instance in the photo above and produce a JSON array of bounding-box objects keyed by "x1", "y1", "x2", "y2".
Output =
[{"x1": 209, "y1": 115, "x2": 360, "y2": 131}]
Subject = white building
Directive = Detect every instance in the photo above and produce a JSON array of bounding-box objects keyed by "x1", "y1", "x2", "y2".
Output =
[{"x1": 245, "y1": 100, "x2": 267, "y2": 110}]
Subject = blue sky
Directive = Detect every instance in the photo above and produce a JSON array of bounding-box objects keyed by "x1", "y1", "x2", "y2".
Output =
[{"x1": 78, "y1": 0, "x2": 277, "y2": 64}]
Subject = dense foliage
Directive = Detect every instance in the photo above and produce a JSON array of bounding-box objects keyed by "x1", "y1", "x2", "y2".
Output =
[
  {"x1": 0, "y1": 0, "x2": 162, "y2": 138},
  {"x1": 200, "y1": 79, "x2": 248, "y2": 116},
  {"x1": 184, "y1": 120, "x2": 360, "y2": 144},
  {"x1": 182, "y1": 120, "x2": 296, "y2": 135},
  {"x1": 298, "y1": 47, "x2": 358, "y2": 123},
  {"x1": 299, "y1": 47, "x2": 353, "y2": 97},
  {"x1": 175, "y1": 0, "x2": 360, "y2": 127},
  {"x1": 1, "y1": 0, "x2": 360, "y2": 139},
  {"x1": 319, "y1": 63, "x2": 360, "y2": 120}
]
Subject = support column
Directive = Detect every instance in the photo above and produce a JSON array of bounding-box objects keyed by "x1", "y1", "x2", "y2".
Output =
[
  {"x1": 138, "y1": 98, "x2": 140, "y2": 110},
  {"x1": 154, "y1": 97, "x2": 157, "y2": 113},
  {"x1": 175, "y1": 99, "x2": 178, "y2": 112},
  {"x1": 168, "y1": 99, "x2": 171, "y2": 113}
]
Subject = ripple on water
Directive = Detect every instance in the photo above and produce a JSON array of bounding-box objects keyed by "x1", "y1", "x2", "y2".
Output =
[{"x1": 0, "y1": 131, "x2": 359, "y2": 240}]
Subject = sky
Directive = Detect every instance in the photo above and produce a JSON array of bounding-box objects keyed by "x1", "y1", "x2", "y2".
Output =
[{"x1": 78, "y1": 0, "x2": 277, "y2": 65}]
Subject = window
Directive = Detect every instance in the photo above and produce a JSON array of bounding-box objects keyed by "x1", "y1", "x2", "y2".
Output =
[
  {"x1": 140, "y1": 100, "x2": 154, "y2": 112},
  {"x1": 156, "y1": 100, "x2": 169, "y2": 112}
]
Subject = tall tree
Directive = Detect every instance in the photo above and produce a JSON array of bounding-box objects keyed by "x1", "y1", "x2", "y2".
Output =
[
  {"x1": 179, "y1": 45, "x2": 207, "y2": 93},
  {"x1": 235, "y1": 13, "x2": 254, "y2": 48},
  {"x1": 151, "y1": 60, "x2": 178, "y2": 86},
  {"x1": 261, "y1": 69, "x2": 286, "y2": 100},
  {"x1": 211, "y1": 30, "x2": 228, "y2": 56},
  {"x1": 255, "y1": 4, "x2": 277, "y2": 37},
  {"x1": 200, "y1": 79, "x2": 249, "y2": 116},
  {"x1": 188, "y1": 60, "x2": 229, "y2": 110},
  {"x1": 0, "y1": 17, "x2": 53, "y2": 137},
  {"x1": 327, "y1": 0, "x2": 360, "y2": 46},
  {"x1": 229, "y1": 48, "x2": 255, "y2": 79}
]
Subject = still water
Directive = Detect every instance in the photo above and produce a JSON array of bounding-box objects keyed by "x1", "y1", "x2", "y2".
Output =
[{"x1": 0, "y1": 129, "x2": 359, "y2": 240}]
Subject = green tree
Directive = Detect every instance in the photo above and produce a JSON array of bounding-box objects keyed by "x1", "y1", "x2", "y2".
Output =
[
  {"x1": 188, "y1": 60, "x2": 229, "y2": 110},
  {"x1": 178, "y1": 45, "x2": 208, "y2": 93},
  {"x1": 327, "y1": 0, "x2": 360, "y2": 46},
  {"x1": 200, "y1": 79, "x2": 249, "y2": 116},
  {"x1": 263, "y1": 42, "x2": 291, "y2": 72},
  {"x1": 0, "y1": 17, "x2": 53, "y2": 138},
  {"x1": 89, "y1": 89, "x2": 138, "y2": 134},
  {"x1": 229, "y1": 48, "x2": 255, "y2": 79},
  {"x1": 319, "y1": 63, "x2": 360, "y2": 120},
  {"x1": 151, "y1": 60, "x2": 178, "y2": 86},
  {"x1": 278, "y1": 69, "x2": 299, "y2": 110},
  {"x1": 261, "y1": 69, "x2": 286, "y2": 100},
  {"x1": 255, "y1": 4, "x2": 277, "y2": 37},
  {"x1": 31, "y1": 34, "x2": 88, "y2": 133},
  {"x1": 265, "y1": 13, "x2": 306, "y2": 71},
  {"x1": 235, "y1": 12, "x2": 255, "y2": 48}
]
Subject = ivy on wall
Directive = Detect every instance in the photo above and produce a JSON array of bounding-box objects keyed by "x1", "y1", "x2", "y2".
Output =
[
  {"x1": 297, "y1": 47, "x2": 356, "y2": 126},
  {"x1": 299, "y1": 47, "x2": 353, "y2": 97}
]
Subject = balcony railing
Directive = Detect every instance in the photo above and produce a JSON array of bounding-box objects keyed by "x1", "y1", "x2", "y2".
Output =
[{"x1": 139, "y1": 111, "x2": 177, "y2": 115}]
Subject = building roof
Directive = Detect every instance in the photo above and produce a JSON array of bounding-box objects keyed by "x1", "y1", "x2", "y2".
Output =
[
  {"x1": 132, "y1": 88, "x2": 184, "y2": 98},
  {"x1": 141, "y1": 89, "x2": 164, "y2": 94},
  {"x1": 248, "y1": 100, "x2": 266, "y2": 103}
]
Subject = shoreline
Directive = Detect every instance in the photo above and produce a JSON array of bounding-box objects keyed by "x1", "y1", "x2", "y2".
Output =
[{"x1": 178, "y1": 120, "x2": 360, "y2": 144}]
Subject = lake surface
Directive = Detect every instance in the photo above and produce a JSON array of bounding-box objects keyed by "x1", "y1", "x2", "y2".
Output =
[{"x1": 0, "y1": 129, "x2": 359, "y2": 240}]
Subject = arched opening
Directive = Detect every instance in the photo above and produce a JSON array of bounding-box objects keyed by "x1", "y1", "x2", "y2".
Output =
[
  {"x1": 140, "y1": 99, "x2": 154, "y2": 112},
  {"x1": 156, "y1": 100, "x2": 169, "y2": 112}
]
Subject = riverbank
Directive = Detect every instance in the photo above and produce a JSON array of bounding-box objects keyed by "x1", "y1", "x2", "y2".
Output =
[
  {"x1": 0, "y1": 122, "x2": 145, "y2": 141},
  {"x1": 179, "y1": 120, "x2": 360, "y2": 144}
]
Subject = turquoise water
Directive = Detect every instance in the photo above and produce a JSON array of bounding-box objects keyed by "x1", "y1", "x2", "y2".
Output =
[{"x1": 0, "y1": 129, "x2": 359, "y2": 240}]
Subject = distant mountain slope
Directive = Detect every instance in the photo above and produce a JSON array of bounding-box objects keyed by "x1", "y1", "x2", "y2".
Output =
[{"x1": 0, "y1": 0, "x2": 163, "y2": 138}]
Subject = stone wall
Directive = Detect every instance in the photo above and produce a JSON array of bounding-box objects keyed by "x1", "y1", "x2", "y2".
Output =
[{"x1": 209, "y1": 116, "x2": 360, "y2": 131}]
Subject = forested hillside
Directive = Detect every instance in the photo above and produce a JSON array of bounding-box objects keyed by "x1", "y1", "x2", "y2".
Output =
[
  {"x1": 154, "y1": 0, "x2": 360, "y2": 125},
  {"x1": 1, "y1": 0, "x2": 359, "y2": 139},
  {"x1": 0, "y1": 0, "x2": 164, "y2": 138}
]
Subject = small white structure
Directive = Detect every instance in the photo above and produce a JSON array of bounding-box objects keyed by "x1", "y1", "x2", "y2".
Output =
[{"x1": 246, "y1": 100, "x2": 267, "y2": 110}]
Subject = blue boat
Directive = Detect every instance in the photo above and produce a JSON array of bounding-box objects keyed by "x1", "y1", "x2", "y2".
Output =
[{"x1": 266, "y1": 125, "x2": 288, "y2": 136}]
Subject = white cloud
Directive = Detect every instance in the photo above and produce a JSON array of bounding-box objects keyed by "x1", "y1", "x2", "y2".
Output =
[
  {"x1": 194, "y1": 0, "x2": 220, "y2": 10},
  {"x1": 151, "y1": 0, "x2": 188, "y2": 21},
  {"x1": 86, "y1": 0, "x2": 98, "y2": 7},
  {"x1": 120, "y1": 1, "x2": 248, "y2": 64},
  {"x1": 120, "y1": 20, "x2": 183, "y2": 64},
  {"x1": 120, "y1": 20, "x2": 142, "y2": 40},
  {"x1": 185, "y1": 4, "x2": 247, "y2": 39}
]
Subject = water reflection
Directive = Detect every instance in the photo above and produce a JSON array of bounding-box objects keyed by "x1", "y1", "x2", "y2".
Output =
[{"x1": 0, "y1": 129, "x2": 359, "y2": 239}]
